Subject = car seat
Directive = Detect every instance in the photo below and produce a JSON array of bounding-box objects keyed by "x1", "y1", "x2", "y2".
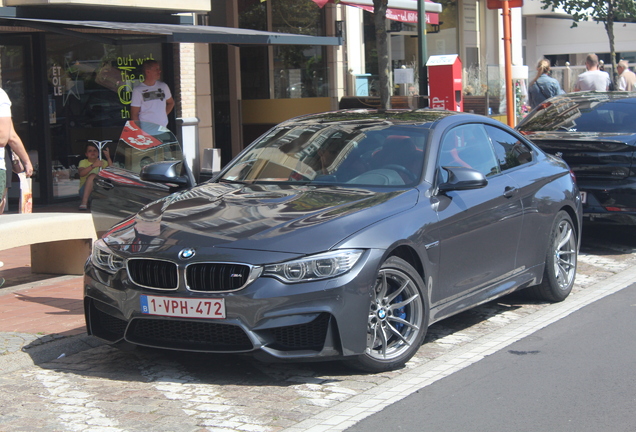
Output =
[{"x1": 371, "y1": 136, "x2": 423, "y2": 182}]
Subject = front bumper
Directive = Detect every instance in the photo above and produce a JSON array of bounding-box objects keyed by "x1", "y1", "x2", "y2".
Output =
[{"x1": 84, "y1": 249, "x2": 383, "y2": 360}]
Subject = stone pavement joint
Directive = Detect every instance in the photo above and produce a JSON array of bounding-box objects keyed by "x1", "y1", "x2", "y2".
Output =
[{"x1": 0, "y1": 245, "x2": 105, "y2": 375}]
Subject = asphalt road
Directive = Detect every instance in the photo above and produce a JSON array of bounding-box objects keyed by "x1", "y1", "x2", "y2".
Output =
[{"x1": 347, "y1": 282, "x2": 636, "y2": 432}]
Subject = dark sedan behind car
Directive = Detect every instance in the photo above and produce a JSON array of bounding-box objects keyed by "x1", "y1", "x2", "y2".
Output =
[
  {"x1": 85, "y1": 112, "x2": 581, "y2": 372},
  {"x1": 517, "y1": 91, "x2": 636, "y2": 225}
]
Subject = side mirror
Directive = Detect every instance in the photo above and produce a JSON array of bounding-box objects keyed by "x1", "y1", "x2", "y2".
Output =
[
  {"x1": 140, "y1": 161, "x2": 190, "y2": 186},
  {"x1": 438, "y1": 166, "x2": 488, "y2": 192}
]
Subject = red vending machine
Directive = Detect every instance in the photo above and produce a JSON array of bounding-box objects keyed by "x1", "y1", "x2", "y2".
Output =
[{"x1": 426, "y1": 55, "x2": 463, "y2": 112}]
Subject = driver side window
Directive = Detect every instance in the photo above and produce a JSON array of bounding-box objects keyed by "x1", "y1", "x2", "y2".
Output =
[
  {"x1": 439, "y1": 124, "x2": 500, "y2": 179},
  {"x1": 484, "y1": 125, "x2": 533, "y2": 171}
]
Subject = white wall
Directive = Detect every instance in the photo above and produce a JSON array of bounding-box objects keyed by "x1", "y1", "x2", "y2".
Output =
[
  {"x1": 526, "y1": 16, "x2": 636, "y2": 64},
  {"x1": 345, "y1": 6, "x2": 365, "y2": 75}
]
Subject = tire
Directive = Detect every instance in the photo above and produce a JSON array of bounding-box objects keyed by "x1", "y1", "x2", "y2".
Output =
[
  {"x1": 527, "y1": 210, "x2": 577, "y2": 302},
  {"x1": 346, "y1": 256, "x2": 428, "y2": 372}
]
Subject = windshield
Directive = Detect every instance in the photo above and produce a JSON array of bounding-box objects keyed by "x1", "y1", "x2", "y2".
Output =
[
  {"x1": 519, "y1": 97, "x2": 636, "y2": 133},
  {"x1": 220, "y1": 123, "x2": 428, "y2": 187},
  {"x1": 112, "y1": 121, "x2": 183, "y2": 174}
]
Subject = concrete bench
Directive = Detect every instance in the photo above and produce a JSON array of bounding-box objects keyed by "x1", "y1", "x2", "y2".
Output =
[{"x1": 0, "y1": 212, "x2": 97, "y2": 275}]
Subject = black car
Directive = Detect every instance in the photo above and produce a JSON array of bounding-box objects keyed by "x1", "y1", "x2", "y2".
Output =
[
  {"x1": 85, "y1": 111, "x2": 581, "y2": 372},
  {"x1": 517, "y1": 91, "x2": 636, "y2": 225}
]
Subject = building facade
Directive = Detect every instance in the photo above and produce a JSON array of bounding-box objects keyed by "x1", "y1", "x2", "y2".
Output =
[
  {"x1": 1, "y1": 0, "x2": 532, "y2": 207},
  {"x1": 0, "y1": 0, "x2": 340, "y2": 206}
]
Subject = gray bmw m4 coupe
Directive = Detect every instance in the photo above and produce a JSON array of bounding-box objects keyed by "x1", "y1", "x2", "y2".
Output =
[{"x1": 85, "y1": 110, "x2": 582, "y2": 372}]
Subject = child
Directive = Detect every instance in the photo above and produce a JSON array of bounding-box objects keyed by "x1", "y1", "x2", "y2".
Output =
[{"x1": 78, "y1": 142, "x2": 112, "y2": 210}]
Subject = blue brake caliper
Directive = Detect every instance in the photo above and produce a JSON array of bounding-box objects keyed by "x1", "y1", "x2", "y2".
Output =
[{"x1": 393, "y1": 292, "x2": 406, "y2": 331}]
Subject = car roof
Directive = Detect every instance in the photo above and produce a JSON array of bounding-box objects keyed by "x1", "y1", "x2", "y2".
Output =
[
  {"x1": 524, "y1": 91, "x2": 636, "y2": 112},
  {"x1": 554, "y1": 91, "x2": 636, "y2": 103},
  {"x1": 517, "y1": 91, "x2": 636, "y2": 132},
  {"x1": 279, "y1": 109, "x2": 467, "y2": 128}
]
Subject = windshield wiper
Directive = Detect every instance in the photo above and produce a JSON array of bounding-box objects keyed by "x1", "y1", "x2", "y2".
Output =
[{"x1": 219, "y1": 178, "x2": 251, "y2": 184}]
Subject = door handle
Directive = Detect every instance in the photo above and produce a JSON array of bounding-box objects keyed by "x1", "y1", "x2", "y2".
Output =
[
  {"x1": 503, "y1": 186, "x2": 517, "y2": 198},
  {"x1": 95, "y1": 178, "x2": 114, "y2": 190}
]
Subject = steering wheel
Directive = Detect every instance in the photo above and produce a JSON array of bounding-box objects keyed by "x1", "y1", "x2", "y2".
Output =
[{"x1": 384, "y1": 164, "x2": 417, "y2": 183}]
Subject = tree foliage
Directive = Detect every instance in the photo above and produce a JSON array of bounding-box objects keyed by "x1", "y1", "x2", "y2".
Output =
[{"x1": 539, "y1": 0, "x2": 636, "y2": 85}]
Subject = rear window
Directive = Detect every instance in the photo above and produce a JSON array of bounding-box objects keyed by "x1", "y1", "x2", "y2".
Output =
[{"x1": 519, "y1": 98, "x2": 636, "y2": 133}]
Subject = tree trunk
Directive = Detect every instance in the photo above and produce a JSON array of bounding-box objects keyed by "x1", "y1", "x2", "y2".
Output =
[
  {"x1": 605, "y1": 0, "x2": 618, "y2": 87},
  {"x1": 373, "y1": 0, "x2": 391, "y2": 110}
]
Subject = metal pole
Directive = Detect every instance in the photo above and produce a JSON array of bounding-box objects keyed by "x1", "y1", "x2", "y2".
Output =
[
  {"x1": 417, "y1": 0, "x2": 428, "y2": 108},
  {"x1": 502, "y1": 0, "x2": 514, "y2": 126}
]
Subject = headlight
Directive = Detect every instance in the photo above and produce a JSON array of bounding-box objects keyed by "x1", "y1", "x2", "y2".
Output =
[
  {"x1": 90, "y1": 238, "x2": 125, "y2": 274},
  {"x1": 263, "y1": 250, "x2": 364, "y2": 283}
]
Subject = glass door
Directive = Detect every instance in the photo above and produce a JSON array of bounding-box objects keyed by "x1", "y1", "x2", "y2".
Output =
[{"x1": 0, "y1": 37, "x2": 38, "y2": 201}]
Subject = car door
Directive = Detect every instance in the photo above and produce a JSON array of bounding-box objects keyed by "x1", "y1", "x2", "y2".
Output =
[
  {"x1": 433, "y1": 123, "x2": 524, "y2": 305},
  {"x1": 91, "y1": 121, "x2": 194, "y2": 237},
  {"x1": 485, "y1": 124, "x2": 557, "y2": 270}
]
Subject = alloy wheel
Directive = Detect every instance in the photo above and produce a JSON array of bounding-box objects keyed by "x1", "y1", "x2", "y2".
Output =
[{"x1": 367, "y1": 267, "x2": 424, "y2": 361}]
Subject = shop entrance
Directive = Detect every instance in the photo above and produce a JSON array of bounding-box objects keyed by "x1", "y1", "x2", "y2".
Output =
[{"x1": 1, "y1": 36, "x2": 38, "y2": 202}]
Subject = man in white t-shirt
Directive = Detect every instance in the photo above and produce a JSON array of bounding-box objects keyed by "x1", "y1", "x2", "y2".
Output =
[
  {"x1": 130, "y1": 60, "x2": 175, "y2": 127},
  {"x1": 574, "y1": 53, "x2": 611, "y2": 92},
  {"x1": 0, "y1": 88, "x2": 33, "y2": 215}
]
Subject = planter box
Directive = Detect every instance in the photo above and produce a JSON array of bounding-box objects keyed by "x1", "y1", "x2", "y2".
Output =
[{"x1": 463, "y1": 95, "x2": 501, "y2": 116}]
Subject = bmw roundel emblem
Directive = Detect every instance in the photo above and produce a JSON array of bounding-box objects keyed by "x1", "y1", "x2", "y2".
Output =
[{"x1": 178, "y1": 248, "x2": 196, "y2": 260}]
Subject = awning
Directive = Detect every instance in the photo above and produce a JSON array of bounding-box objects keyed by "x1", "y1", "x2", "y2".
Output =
[
  {"x1": 1, "y1": 17, "x2": 342, "y2": 46},
  {"x1": 313, "y1": 0, "x2": 442, "y2": 25}
]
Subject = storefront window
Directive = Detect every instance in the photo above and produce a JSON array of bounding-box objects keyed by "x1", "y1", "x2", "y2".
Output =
[
  {"x1": 272, "y1": 0, "x2": 327, "y2": 99},
  {"x1": 429, "y1": 0, "x2": 458, "y2": 55},
  {"x1": 239, "y1": 0, "x2": 328, "y2": 100},
  {"x1": 46, "y1": 35, "x2": 162, "y2": 198},
  {"x1": 238, "y1": 0, "x2": 267, "y2": 31}
]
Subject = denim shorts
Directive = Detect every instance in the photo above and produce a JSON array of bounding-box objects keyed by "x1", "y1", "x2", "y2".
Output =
[{"x1": 0, "y1": 169, "x2": 6, "y2": 192}]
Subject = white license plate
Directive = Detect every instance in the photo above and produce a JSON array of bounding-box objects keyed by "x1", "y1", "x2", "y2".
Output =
[
  {"x1": 140, "y1": 295, "x2": 225, "y2": 319},
  {"x1": 580, "y1": 191, "x2": 587, "y2": 204}
]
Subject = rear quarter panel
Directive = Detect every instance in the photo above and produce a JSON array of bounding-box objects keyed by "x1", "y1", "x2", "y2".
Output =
[{"x1": 505, "y1": 153, "x2": 581, "y2": 270}]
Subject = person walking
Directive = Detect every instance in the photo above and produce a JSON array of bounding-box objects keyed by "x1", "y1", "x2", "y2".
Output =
[
  {"x1": 0, "y1": 87, "x2": 33, "y2": 287},
  {"x1": 616, "y1": 60, "x2": 636, "y2": 91},
  {"x1": 130, "y1": 60, "x2": 174, "y2": 127},
  {"x1": 0, "y1": 87, "x2": 33, "y2": 215},
  {"x1": 527, "y1": 58, "x2": 565, "y2": 109},
  {"x1": 574, "y1": 53, "x2": 611, "y2": 92}
]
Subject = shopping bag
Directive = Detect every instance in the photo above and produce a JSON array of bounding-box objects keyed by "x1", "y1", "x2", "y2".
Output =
[{"x1": 18, "y1": 172, "x2": 32, "y2": 213}]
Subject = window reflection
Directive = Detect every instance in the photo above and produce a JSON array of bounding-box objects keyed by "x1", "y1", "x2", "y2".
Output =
[
  {"x1": 46, "y1": 35, "x2": 162, "y2": 198},
  {"x1": 238, "y1": 0, "x2": 328, "y2": 100}
]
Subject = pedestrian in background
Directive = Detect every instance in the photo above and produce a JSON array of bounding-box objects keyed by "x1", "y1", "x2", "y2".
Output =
[
  {"x1": 528, "y1": 58, "x2": 565, "y2": 109},
  {"x1": 0, "y1": 87, "x2": 33, "y2": 287},
  {"x1": 616, "y1": 60, "x2": 636, "y2": 91},
  {"x1": 574, "y1": 53, "x2": 611, "y2": 91},
  {"x1": 131, "y1": 60, "x2": 174, "y2": 127},
  {"x1": 78, "y1": 142, "x2": 112, "y2": 211},
  {"x1": 0, "y1": 87, "x2": 33, "y2": 215}
]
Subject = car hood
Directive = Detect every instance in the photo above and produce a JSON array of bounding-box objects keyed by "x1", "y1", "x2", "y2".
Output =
[{"x1": 103, "y1": 182, "x2": 418, "y2": 255}]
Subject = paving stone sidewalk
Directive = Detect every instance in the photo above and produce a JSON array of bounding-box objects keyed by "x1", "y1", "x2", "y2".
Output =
[{"x1": 0, "y1": 246, "x2": 104, "y2": 373}]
